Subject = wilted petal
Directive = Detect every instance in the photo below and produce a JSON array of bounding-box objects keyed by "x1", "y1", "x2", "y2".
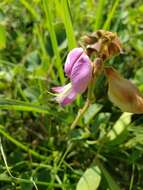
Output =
[
  {"x1": 71, "y1": 53, "x2": 92, "y2": 93},
  {"x1": 64, "y1": 48, "x2": 84, "y2": 77},
  {"x1": 105, "y1": 67, "x2": 143, "y2": 113},
  {"x1": 87, "y1": 41, "x2": 102, "y2": 53}
]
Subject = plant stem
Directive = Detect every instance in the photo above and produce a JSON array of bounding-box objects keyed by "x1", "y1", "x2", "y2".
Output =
[
  {"x1": 0, "y1": 174, "x2": 67, "y2": 188},
  {"x1": 70, "y1": 99, "x2": 90, "y2": 129},
  {"x1": 70, "y1": 70, "x2": 96, "y2": 129}
]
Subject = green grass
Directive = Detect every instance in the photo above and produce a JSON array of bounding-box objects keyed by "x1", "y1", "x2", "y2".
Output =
[
  {"x1": 42, "y1": 0, "x2": 65, "y2": 84},
  {"x1": 0, "y1": 0, "x2": 143, "y2": 189}
]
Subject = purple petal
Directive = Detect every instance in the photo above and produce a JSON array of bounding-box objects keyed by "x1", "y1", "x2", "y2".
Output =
[
  {"x1": 53, "y1": 83, "x2": 77, "y2": 106},
  {"x1": 60, "y1": 90, "x2": 77, "y2": 106},
  {"x1": 52, "y1": 83, "x2": 72, "y2": 93},
  {"x1": 64, "y1": 48, "x2": 84, "y2": 77},
  {"x1": 52, "y1": 86, "x2": 65, "y2": 93},
  {"x1": 70, "y1": 53, "x2": 92, "y2": 93}
]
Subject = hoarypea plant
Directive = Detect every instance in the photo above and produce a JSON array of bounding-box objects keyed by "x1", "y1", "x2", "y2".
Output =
[{"x1": 52, "y1": 30, "x2": 143, "y2": 129}]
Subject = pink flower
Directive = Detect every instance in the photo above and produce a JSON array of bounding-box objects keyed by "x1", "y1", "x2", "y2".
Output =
[{"x1": 52, "y1": 48, "x2": 92, "y2": 106}]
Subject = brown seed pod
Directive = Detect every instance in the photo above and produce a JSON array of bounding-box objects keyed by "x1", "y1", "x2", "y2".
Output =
[{"x1": 105, "y1": 67, "x2": 143, "y2": 114}]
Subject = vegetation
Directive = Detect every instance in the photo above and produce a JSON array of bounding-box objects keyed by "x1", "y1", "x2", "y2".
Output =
[{"x1": 0, "y1": 0, "x2": 143, "y2": 189}]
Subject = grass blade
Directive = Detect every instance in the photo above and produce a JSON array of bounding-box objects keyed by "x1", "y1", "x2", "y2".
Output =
[
  {"x1": 0, "y1": 139, "x2": 66, "y2": 188},
  {"x1": 0, "y1": 98, "x2": 49, "y2": 113},
  {"x1": 19, "y1": 0, "x2": 39, "y2": 20},
  {"x1": 94, "y1": 0, "x2": 106, "y2": 30},
  {"x1": 60, "y1": 0, "x2": 77, "y2": 50},
  {"x1": 34, "y1": 25, "x2": 56, "y2": 80},
  {"x1": 0, "y1": 125, "x2": 47, "y2": 160},
  {"x1": 103, "y1": 0, "x2": 120, "y2": 30},
  {"x1": 42, "y1": 0, "x2": 65, "y2": 84}
]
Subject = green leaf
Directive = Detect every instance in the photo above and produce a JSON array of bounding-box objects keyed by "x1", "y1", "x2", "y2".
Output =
[
  {"x1": 76, "y1": 166, "x2": 101, "y2": 190},
  {"x1": 0, "y1": 98, "x2": 49, "y2": 113},
  {"x1": 107, "y1": 112, "x2": 132, "y2": 143},
  {"x1": 0, "y1": 24, "x2": 6, "y2": 49},
  {"x1": 84, "y1": 104, "x2": 103, "y2": 124}
]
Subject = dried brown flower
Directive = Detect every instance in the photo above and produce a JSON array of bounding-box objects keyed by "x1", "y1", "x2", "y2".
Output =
[{"x1": 84, "y1": 30, "x2": 122, "y2": 60}]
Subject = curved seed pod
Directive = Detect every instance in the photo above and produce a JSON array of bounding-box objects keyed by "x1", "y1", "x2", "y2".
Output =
[{"x1": 105, "y1": 67, "x2": 143, "y2": 113}]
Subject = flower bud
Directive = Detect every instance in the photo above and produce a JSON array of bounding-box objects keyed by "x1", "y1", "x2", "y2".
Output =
[{"x1": 105, "y1": 67, "x2": 143, "y2": 113}]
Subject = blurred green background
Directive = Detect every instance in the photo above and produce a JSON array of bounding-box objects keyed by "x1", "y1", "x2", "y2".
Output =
[{"x1": 0, "y1": 0, "x2": 143, "y2": 189}]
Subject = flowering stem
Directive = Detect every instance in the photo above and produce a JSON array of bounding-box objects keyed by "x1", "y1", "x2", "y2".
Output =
[
  {"x1": 70, "y1": 58, "x2": 103, "y2": 129},
  {"x1": 70, "y1": 30, "x2": 122, "y2": 129},
  {"x1": 70, "y1": 68, "x2": 97, "y2": 129}
]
